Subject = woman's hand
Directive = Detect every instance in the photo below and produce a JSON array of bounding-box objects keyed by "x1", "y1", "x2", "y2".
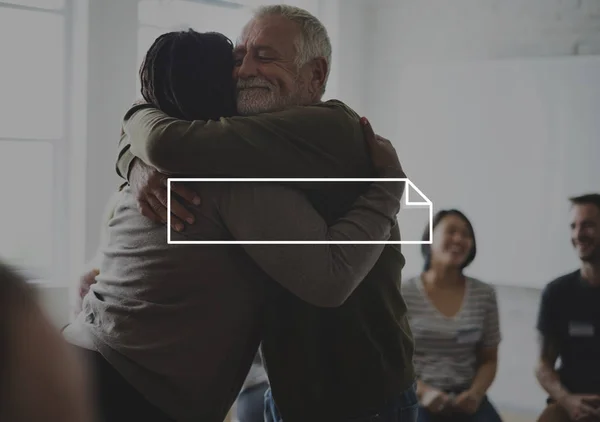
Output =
[
  {"x1": 420, "y1": 385, "x2": 452, "y2": 414},
  {"x1": 453, "y1": 389, "x2": 484, "y2": 414},
  {"x1": 558, "y1": 394, "x2": 600, "y2": 421}
]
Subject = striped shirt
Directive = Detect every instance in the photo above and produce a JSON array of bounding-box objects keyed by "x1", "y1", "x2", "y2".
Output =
[{"x1": 402, "y1": 276, "x2": 501, "y2": 391}]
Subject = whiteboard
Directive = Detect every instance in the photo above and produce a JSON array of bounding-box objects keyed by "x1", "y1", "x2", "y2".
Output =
[{"x1": 394, "y1": 56, "x2": 600, "y2": 289}]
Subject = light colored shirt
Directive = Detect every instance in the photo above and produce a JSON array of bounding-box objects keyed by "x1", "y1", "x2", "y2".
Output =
[{"x1": 402, "y1": 276, "x2": 501, "y2": 391}]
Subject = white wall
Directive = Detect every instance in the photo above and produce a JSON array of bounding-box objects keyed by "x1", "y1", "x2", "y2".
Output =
[
  {"x1": 392, "y1": 57, "x2": 600, "y2": 288},
  {"x1": 41, "y1": 0, "x2": 148, "y2": 326},
  {"x1": 84, "y1": 0, "x2": 139, "y2": 261},
  {"x1": 362, "y1": 0, "x2": 600, "y2": 288},
  {"x1": 320, "y1": 0, "x2": 370, "y2": 114}
]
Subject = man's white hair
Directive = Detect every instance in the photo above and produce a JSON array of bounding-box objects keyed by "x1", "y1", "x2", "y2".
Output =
[{"x1": 252, "y1": 4, "x2": 332, "y2": 95}]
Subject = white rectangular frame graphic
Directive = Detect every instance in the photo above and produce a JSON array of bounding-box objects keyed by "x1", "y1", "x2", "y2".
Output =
[{"x1": 167, "y1": 178, "x2": 433, "y2": 245}]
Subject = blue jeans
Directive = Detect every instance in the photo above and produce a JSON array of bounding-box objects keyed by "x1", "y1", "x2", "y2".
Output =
[
  {"x1": 416, "y1": 396, "x2": 502, "y2": 422},
  {"x1": 237, "y1": 381, "x2": 270, "y2": 422},
  {"x1": 263, "y1": 388, "x2": 281, "y2": 422},
  {"x1": 264, "y1": 384, "x2": 418, "y2": 422}
]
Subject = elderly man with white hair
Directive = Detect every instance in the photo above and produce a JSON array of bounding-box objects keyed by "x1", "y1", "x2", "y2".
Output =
[{"x1": 72, "y1": 4, "x2": 417, "y2": 422}]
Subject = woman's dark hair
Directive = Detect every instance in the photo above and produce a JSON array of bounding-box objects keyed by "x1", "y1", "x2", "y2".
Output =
[
  {"x1": 420, "y1": 209, "x2": 477, "y2": 271},
  {"x1": 139, "y1": 29, "x2": 237, "y2": 121}
]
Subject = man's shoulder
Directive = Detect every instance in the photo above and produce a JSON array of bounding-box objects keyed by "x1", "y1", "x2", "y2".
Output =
[
  {"x1": 318, "y1": 99, "x2": 360, "y2": 117},
  {"x1": 302, "y1": 99, "x2": 361, "y2": 127},
  {"x1": 542, "y1": 270, "x2": 581, "y2": 298}
]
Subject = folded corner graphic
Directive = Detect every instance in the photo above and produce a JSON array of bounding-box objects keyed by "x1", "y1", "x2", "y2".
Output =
[
  {"x1": 167, "y1": 178, "x2": 433, "y2": 245},
  {"x1": 402, "y1": 180, "x2": 434, "y2": 245},
  {"x1": 405, "y1": 179, "x2": 432, "y2": 207}
]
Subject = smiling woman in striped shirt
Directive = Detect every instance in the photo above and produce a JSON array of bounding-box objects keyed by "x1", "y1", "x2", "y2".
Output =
[{"x1": 402, "y1": 209, "x2": 502, "y2": 422}]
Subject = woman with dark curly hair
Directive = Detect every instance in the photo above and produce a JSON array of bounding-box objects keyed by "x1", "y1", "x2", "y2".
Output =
[{"x1": 137, "y1": 29, "x2": 237, "y2": 122}]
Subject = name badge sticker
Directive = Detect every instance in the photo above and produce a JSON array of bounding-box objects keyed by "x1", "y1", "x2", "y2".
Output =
[{"x1": 568, "y1": 321, "x2": 595, "y2": 337}]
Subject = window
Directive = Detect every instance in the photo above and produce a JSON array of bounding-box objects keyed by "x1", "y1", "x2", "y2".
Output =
[
  {"x1": 137, "y1": 0, "x2": 253, "y2": 94},
  {"x1": 0, "y1": 0, "x2": 64, "y2": 9},
  {"x1": 0, "y1": 1, "x2": 71, "y2": 283}
]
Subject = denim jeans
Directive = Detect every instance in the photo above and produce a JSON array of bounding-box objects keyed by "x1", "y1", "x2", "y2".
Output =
[
  {"x1": 416, "y1": 396, "x2": 502, "y2": 422},
  {"x1": 263, "y1": 388, "x2": 281, "y2": 422},
  {"x1": 237, "y1": 381, "x2": 270, "y2": 422},
  {"x1": 264, "y1": 384, "x2": 419, "y2": 422}
]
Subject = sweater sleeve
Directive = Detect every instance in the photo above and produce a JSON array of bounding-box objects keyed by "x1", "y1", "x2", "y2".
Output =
[
  {"x1": 117, "y1": 100, "x2": 371, "y2": 184},
  {"x1": 217, "y1": 168, "x2": 404, "y2": 308}
]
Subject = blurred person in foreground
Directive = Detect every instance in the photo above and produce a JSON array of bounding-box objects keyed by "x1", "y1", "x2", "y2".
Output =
[
  {"x1": 536, "y1": 194, "x2": 600, "y2": 422},
  {"x1": 402, "y1": 210, "x2": 502, "y2": 422},
  {"x1": 0, "y1": 261, "x2": 92, "y2": 422}
]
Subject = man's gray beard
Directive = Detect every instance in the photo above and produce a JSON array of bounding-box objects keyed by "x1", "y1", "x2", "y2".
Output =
[
  {"x1": 236, "y1": 76, "x2": 312, "y2": 116},
  {"x1": 237, "y1": 88, "x2": 309, "y2": 116}
]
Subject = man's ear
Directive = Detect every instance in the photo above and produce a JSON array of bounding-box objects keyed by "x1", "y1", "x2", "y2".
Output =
[{"x1": 308, "y1": 57, "x2": 328, "y2": 96}]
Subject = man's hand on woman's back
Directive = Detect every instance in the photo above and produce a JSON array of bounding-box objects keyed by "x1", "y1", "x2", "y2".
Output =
[{"x1": 129, "y1": 158, "x2": 201, "y2": 231}]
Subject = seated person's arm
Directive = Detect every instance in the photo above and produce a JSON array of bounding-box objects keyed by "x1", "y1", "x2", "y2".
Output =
[
  {"x1": 535, "y1": 285, "x2": 568, "y2": 402},
  {"x1": 455, "y1": 288, "x2": 501, "y2": 414},
  {"x1": 119, "y1": 100, "x2": 369, "y2": 180},
  {"x1": 534, "y1": 332, "x2": 600, "y2": 419},
  {"x1": 214, "y1": 137, "x2": 403, "y2": 308},
  {"x1": 469, "y1": 345, "x2": 498, "y2": 398},
  {"x1": 536, "y1": 333, "x2": 566, "y2": 401},
  {"x1": 533, "y1": 286, "x2": 600, "y2": 419}
]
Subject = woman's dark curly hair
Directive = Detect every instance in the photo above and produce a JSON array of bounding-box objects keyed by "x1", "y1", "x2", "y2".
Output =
[{"x1": 139, "y1": 29, "x2": 237, "y2": 121}]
